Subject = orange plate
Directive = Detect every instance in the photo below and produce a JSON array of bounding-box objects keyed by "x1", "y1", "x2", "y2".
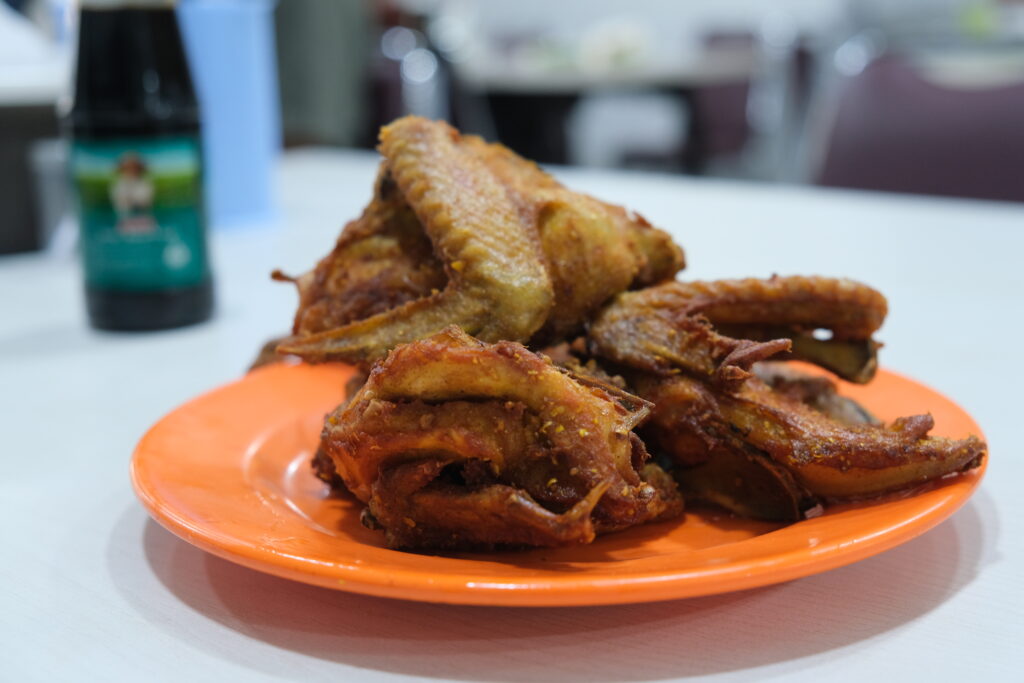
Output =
[{"x1": 131, "y1": 362, "x2": 986, "y2": 607}]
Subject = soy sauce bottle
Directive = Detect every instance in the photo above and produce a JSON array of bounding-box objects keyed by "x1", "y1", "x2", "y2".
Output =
[{"x1": 69, "y1": 0, "x2": 213, "y2": 330}]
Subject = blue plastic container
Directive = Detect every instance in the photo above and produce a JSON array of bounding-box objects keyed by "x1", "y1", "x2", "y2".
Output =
[{"x1": 176, "y1": 0, "x2": 280, "y2": 228}]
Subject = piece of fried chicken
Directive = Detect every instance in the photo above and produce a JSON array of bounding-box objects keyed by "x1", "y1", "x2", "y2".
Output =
[
  {"x1": 277, "y1": 116, "x2": 684, "y2": 368},
  {"x1": 273, "y1": 167, "x2": 446, "y2": 335},
  {"x1": 583, "y1": 277, "x2": 984, "y2": 511},
  {"x1": 634, "y1": 369, "x2": 985, "y2": 505},
  {"x1": 588, "y1": 275, "x2": 888, "y2": 384},
  {"x1": 319, "y1": 326, "x2": 682, "y2": 550}
]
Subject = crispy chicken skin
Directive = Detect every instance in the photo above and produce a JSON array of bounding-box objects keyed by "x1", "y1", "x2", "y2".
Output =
[
  {"x1": 278, "y1": 116, "x2": 684, "y2": 367},
  {"x1": 582, "y1": 274, "x2": 981, "y2": 511},
  {"x1": 632, "y1": 370, "x2": 985, "y2": 502},
  {"x1": 319, "y1": 327, "x2": 682, "y2": 550},
  {"x1": 662, "y1": 276, "x2": 887, "y2": 338},
  {"x1": 587, "y1": 294, "x2": 792, "y2": 386},
  {"x1": 460, "y1": 134, "x2": 685, "y2": 341},
  {"x1": 273, "y1": 116, "x2": 986, "y2": 546},
  {"x1": 753, "y1": 362, "x2": 880, "y2": 426},
  {"x1": 588, "y1": 275, "x2": 887, "y2": 383},
  {"x1": 281, "y1": 117, "x2": 554, "y2": 366},
  {"x1": 274, "y1": 167, "x2": 446, "y2": 336}
]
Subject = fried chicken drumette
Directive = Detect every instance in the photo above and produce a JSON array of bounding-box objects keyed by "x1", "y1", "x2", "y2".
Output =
[
  {"x1": 277, "y1": 116, "x2": 684, "y2": 368},
  {"x1": 319, "y1": 327, "x2": 682, "y2": 550}
]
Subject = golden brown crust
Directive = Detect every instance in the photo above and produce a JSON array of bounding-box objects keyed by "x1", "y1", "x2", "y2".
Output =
[
  {"x1": 461, "y1": 134, "x2": 686, "y2": 341},
  {"x1": 588, "y1": 276, "x2": 888, "y2": 384},
  {"x1": 588, "y1": 290, "x2": 792, "y2": 384},
  {"x1": 280, "y1": 118, "x2": 554, "y2": 365},
  {"x1": 666, "y1": 276, "x2": 888, "y2": 340},
  {"x1": 274, "y1": 117, "x2": 987, "y2": 545},
  {"x1": 320, "y1": 327, "x2": 682, "y2": 550},
  {"x1": 281, "y1": 166, "x2": 446, "y2": 337},
  {"x1": 753, "y1": 362, "x2": 880, "y2": 425},
  {"x1": 367, "y1": 460, "x2": 610, "y2": 550},
  {"x1": 633, "y1": 371, "x2": 985, "y2": 501},
  {"x1": 277, "y1": 117, "x2": 685, "y2": 367}
]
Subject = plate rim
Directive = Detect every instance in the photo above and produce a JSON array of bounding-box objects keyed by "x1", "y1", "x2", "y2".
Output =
[{"x1": 130, "y1": 362, "x2": 987, "y2": 607}]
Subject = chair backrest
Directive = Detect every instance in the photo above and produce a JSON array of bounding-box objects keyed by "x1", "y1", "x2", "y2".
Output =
[{"x1": 813, "y1": 50, "x2": 1024, "y2": 202}]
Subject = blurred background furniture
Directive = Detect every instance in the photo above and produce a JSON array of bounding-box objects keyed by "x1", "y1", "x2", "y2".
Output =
[
  {"x1": 0, "y1": 1, "x2": 67, "y2": 253},
  {"x1": 808, "y1": 34, "x2": 1024, "y2": 202},
  {"x1": 456, "y1": 48, "x2": 756, "y2": 169},
  {"x1": 3, "y1": 0, "x2": 1024, "y2": 258},
  {"x1": 424, "y1": 0, "x2": 838, "y2": 172}
]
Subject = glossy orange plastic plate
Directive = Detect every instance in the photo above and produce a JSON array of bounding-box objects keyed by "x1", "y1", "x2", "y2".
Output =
[{"x1": 131, "y1": 362, "x2": 985, "y2": 606}]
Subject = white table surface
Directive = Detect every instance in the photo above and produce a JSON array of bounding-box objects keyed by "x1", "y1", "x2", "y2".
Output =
[{"x1": 2, "y1": 149, "x2": 1022, "y2": 682}]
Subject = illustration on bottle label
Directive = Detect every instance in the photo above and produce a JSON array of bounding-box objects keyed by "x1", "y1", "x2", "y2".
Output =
[{"x1": 72, "y1": 136, "x2": 209, "y2": 290}]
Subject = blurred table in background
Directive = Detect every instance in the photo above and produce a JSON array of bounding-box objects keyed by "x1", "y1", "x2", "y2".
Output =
[
  {"x1": 454, "y1": 45, "x2": 757, "y2": 171},
  {"x1": 807, "y1": 35, "x2": 1024, "y2": 203},
  {"x1": 2, "y1": 148, "x2": 1022, "y2": 681}
]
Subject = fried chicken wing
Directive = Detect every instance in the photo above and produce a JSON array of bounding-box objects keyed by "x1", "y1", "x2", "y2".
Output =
[
  {"x1": 536, "y1": 349, "x2": 823, "y2": 521},
  {"x1": 281, "y1": 118, "x2": 554, "y2": 365},
  {"x1": 664, "y1": 276, "x2": 886, "y2": 383},
  {"x1": 632, "y1": 370, "x2": 985, "y2": 502},
  {"x1": 460, "y1": 135, "x2": 684, "y2": 284},
  {"x1": 589, "y1": 276, "x2": 887, "y2": 383},
  {"x1": 320, "y1": 326, "x2": 682, "y2": 550},
  {"x1": 278, "y1": 117, "x2": 685, "y2": 367},
  {"x1": 632, "y1": 363, "x2": 875, "y2": 521}
]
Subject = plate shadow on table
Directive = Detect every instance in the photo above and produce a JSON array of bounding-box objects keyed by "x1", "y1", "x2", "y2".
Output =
[{"x1": 110, "y1": 489, "x2": 999, "y2": 681}]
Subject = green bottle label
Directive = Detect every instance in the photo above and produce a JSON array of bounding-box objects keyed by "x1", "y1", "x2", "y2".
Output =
[{"x1": 72, "y1": 136, "x2": 210, "y2": 291}]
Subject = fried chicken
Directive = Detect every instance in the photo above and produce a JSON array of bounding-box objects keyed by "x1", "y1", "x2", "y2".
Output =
[
  {"x1": 674, "y1": 364, "x2": 878, "y2": 519},
  {"x1": 278, "y1": 116, "x2": 684, "y2": 367},
  {"x1": 588, "y1": 275, "x2": 887, "y2": 383},
  {"x1": 274, "y1": 167, "x2": 446, "y2": 336},
  {"x1": 273, "y1": 117, "x2": 987, "y2": 547},
  {"x1": 632, "y1": 369, "x2": 985, "y2": 503},
  {"x1": 583, "y1": 272, "x2": 980, "y2": 515},
  {"x1": 753, "y1": 362, "x2": 879, "y2": 426},
  {"x1": 460, "y1": 134, "x2": 685, "y2": 341},
  {"x1": 319, "y1": 326, "x2": 682, "y2": 550}
]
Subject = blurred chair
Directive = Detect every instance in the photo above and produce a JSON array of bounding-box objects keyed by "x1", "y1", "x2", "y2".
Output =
[
  {"x1": 808, "y1": 38, "x2": 1024, "y2": 202},
  {"x1": 684, "y1": 32, "x2": 757, "y2": 169}
]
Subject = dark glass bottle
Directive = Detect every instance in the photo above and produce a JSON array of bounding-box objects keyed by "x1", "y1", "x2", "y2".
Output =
[{"x1": 69, "y1": 0, "x2": 213, "y2": 330}]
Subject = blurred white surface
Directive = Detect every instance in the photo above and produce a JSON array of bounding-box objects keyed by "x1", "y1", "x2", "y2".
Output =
[
  {"x1": 1, "y1": 149, "x2": 1022, "y2": 681},
  {"x1": 0, "y1": 3, "x2": 69, "y2": 106}
]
